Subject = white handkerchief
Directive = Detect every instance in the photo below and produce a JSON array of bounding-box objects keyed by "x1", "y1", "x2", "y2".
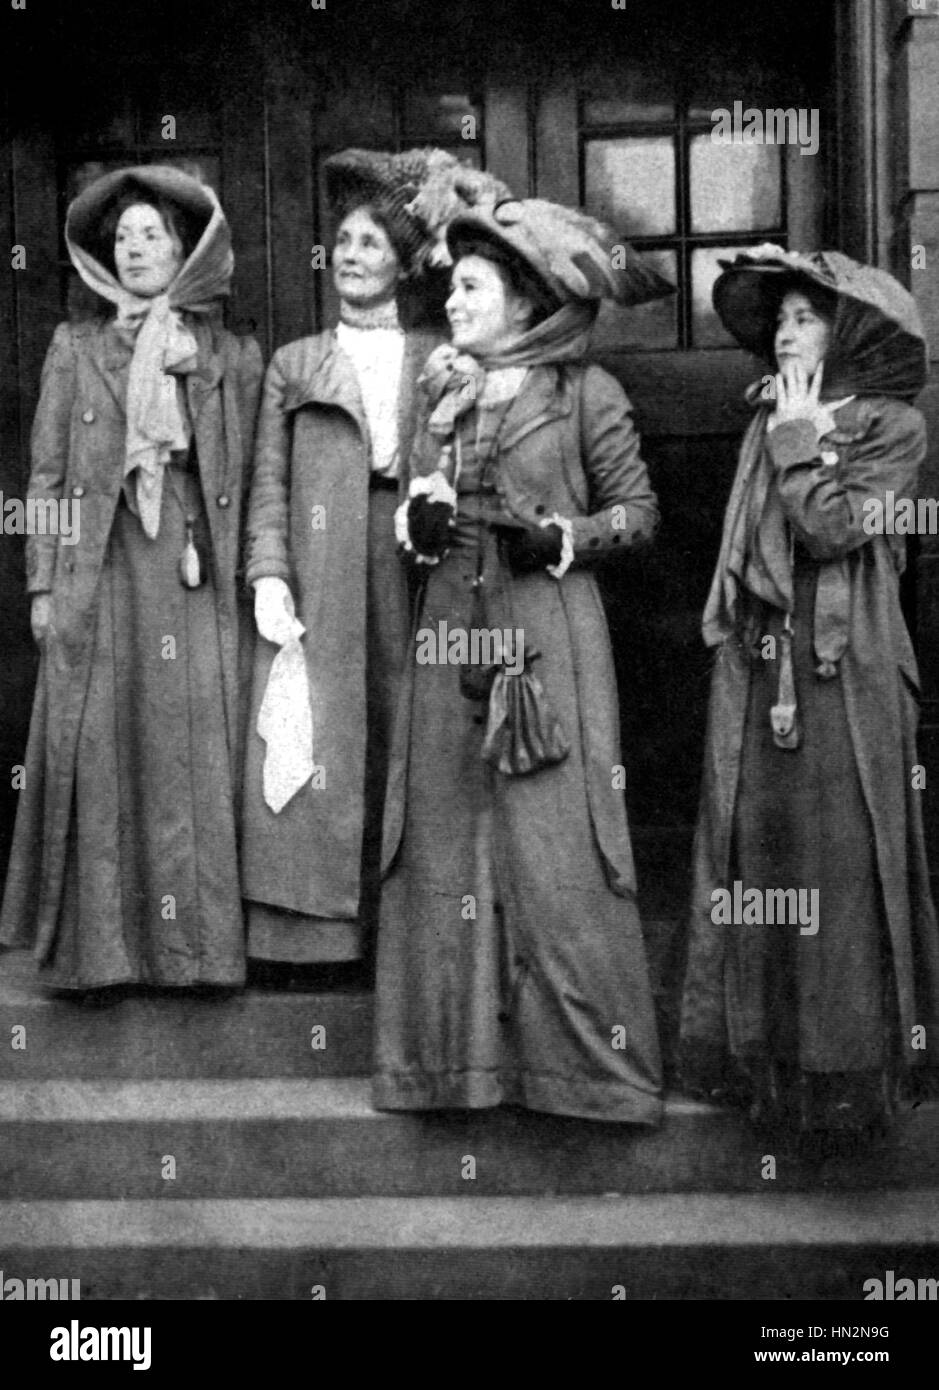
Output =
[{"x1": 258, "y1": 618, "x2": 314, "y2": 813}]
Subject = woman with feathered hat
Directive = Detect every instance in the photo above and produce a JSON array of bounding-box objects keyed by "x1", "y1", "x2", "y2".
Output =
[
  {"x1": 680, "y1": 245, "x2": 939, "y2": 1145},
  {"x1": 0, "y1": 165, "x2": 263, "y2": 990},
  {"x1": 241, "y1": 149, "x2": 503, "y2": 971},
  {"x1": 374, "y1": 197, "x2": 672, "y2": 1120}
]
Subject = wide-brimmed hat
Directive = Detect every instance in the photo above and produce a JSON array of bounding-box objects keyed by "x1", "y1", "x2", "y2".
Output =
[
  {"x1": 66, "y1": 164, "x2": 226, "y2": 269},
  {"x1": 445, "y1": 198, "x2": 674, "y2": 308},
  {"x1": 324, "y1": 147, "x2": 510, "y2": 274},
  {"x1": 713, "y1": 244, "x2": 928, "y2": 398}
]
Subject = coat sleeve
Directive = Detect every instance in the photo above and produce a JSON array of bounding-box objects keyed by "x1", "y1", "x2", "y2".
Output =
[
  {"x1": 766, "y1": 401, "x2": 927, "y2": 561},
  {"x1": 235, "y1": 335, "x2": 265, "y2": 479},
  {"x1": 25, "y1": 322, "x2": 76, "y2": 595},
  {"x1": 244, "y1": 347, "x2": 293, "y2": 587},
  {"x1": 569, "y1": 363, "x2": 659, "y2": 564}
]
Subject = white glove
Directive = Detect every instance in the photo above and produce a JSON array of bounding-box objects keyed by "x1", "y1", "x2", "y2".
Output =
[{"x1": 254, "y1": 576, "x2": 299, "y2": 647}]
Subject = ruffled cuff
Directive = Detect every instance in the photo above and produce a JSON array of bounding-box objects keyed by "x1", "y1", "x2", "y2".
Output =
[
  {"x1": 394, "y1": 470, "x2": 458, "y2": 566},
  {"x1": 542, "y1": 514, "x2": 574, "y2": 579}
]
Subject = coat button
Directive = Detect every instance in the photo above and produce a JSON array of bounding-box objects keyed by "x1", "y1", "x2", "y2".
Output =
[
  {"x1": 81, "y1": 409, "x2": 95, "y2": 424},
  {"x1": 72, "y1": 484, "x2": 85, "y2": 498},
  {"x1": 217, "y1": 494, "x2": 231, "y2": 508}
]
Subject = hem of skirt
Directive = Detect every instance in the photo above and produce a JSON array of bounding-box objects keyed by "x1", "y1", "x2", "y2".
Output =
[
  {"x1": 246, "y1": 902, "x2": 363, "y2": 962},
  {"x1": 35, "y1": 967, "x2": 245, "y2": 992},
  {"x1": 373, "y1": 1069, "x2": 663, "y2": 1124}
]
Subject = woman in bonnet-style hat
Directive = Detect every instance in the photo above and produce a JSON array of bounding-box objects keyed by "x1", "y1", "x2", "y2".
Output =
[
  {"x1": 374, "y1": 196, "x2": 673, "y2": 1121},
  {"x1": 680, "y1": 245, "x2": 939, "y2": 1146},
  {"x1": 0, "y1": 164, "x2": 263, "y2": 990},
  {"x1": 241, "y1": 147, "x2": 503, "y2": 975}
]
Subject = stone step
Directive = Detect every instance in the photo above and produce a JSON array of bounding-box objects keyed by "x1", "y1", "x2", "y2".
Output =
[
  {"x1": 1, "y1": 1078, "x2": 936, "y2": 1199},
  {"x1": 0, "y1": 927, "x2": 683, "y2": 1080},
  {"x1": 2, "y1": 1192, "x2": 937, "y2": 1299},
  {"x1": 0, "y1": 952, "x2": 372, "y2": 1079}
]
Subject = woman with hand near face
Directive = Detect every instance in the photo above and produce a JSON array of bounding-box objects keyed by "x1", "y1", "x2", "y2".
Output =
[
  {"x1": 0, "y1": 165, "x2": 263, "y2": 990},
  {"x1": 374, "y1": 199, "x2": 672, "y2": 1121},
  {"x1": 241, "y1": 150, "x2": 446, "y2": 971},
  {"x1": 680, "y1": 247, "x2": 939, "y2": 1145}
]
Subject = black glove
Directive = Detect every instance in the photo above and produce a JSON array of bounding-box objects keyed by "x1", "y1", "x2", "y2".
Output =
[
  {"x1": 407, "y1": 494, "x2": 453, "y2": 557},
  {"x1": 492, "y1": 521, "x2": 564, "y2": 574}
]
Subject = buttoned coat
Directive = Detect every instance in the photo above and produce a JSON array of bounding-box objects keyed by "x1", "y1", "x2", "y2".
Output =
[
  {"x1": 382, "y1": 361, "x2": 660, "y2": 895},
  {"x1": 0, "y1": 316, "x2": 263, "y2": 961},
  {"x1": 242, "y1": 328, "x2": 438, "y2": 920},
  {"x1": 373, "y1": 360, "x2": 664, "y2": 1122}
]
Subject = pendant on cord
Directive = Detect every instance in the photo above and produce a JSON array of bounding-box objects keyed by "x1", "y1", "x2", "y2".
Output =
[
  {"x1": 770, "y1": 617, "x2": 800, "y2": 750},
  {"x1": 179, "y1": 517, "x2": 205, "y2": 589}
]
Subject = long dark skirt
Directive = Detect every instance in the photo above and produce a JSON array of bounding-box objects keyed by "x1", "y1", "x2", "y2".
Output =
[
  {"x1": 246, "y1": 485, "x2": 409, "y2": 964},
  {"x1": 373, "y1": 528, "x2": 663, "y2": 1123},
  {"x1": 720, "y1": 557, "x2": 896, "y2": 1133},
  {"x1": 0, "y1": 470, "x2": 243, "y2": 990}
]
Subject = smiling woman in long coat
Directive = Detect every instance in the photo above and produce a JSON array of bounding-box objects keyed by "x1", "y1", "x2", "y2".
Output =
[
  {"x1": 0, "y1": 165, "x2": 263, "y2": 990},
  {"x1": 374, "y1": 198, "x2": 671, "y2": 1121}
]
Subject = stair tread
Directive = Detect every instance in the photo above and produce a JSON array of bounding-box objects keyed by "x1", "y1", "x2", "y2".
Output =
[
  {"x1": 3, "y1": 1192, "x2": 939, "y2": 1249},
  {"x1": 0, "y1": 1076, "x2": 720, "y2": 1121}
]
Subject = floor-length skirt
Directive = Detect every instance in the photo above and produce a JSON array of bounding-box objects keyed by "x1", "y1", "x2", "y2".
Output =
[
  {"x1": 713, "y1": 555, "x2": 895, "y2": 1132},
  {"x1": 373, "y1": 526, "x2": 663, "y2": 1122},
  {"x1": 246, "y1": 485, "x2": 409, "y2": 964},
  {"x1": 0, "y1": 469, "x2": 244, "y2": 990}
]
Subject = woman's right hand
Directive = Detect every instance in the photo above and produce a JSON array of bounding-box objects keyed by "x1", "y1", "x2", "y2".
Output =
[
  {"x1": 30, "y1": 594, "x2": 54, "y2": 645},
  {"x1": 254, "y1": 576, "x2": 297, "y2": 646}
]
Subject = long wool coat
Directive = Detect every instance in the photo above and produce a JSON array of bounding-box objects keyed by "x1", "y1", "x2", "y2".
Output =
[
  {"x1": 374, "y1": 362, "x2": 664, "y2": 1122},
  {"x1": 680, "y1": 395, "x2": 939, "y2": 1072},
  {"x1": 242, "y1": 329, "x2": 438, "y2": 924},
  {"x1": 0, "y1": 316, "x2": 263, "y2": 978}
]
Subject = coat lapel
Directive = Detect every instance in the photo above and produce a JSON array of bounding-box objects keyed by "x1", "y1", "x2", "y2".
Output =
[
  {"x1": 282, "y1": 330, "x2": 368, "y2": 438},
  {"x1": 498, "y1": 365, "x2": 573, "y2": 449},
  {"x1": 88, "y1": 322, "x2": 132, "y2": 415}
]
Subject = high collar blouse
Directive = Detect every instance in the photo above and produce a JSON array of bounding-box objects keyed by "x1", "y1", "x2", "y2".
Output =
[{"x1": 335, "y1": 320, "x2": 406, "y2": 479}]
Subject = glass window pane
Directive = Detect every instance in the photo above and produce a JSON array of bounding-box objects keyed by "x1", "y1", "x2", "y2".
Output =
[
  {"x1": 158, "y1": 156, "x2": 222, "y2": 195},
  {"x1": 584, "y1": 137, "x2": 675, "y2": 237},
  {"x1": 315, "y1": 80, "x2": 395, "y2": 147},
  {"x1": 591, "y1": 249, "x2": 678, "y2": 351},
  {"x1": 66, "y1": 93, "x2": 136, "y2": 151},
  {"x1": 691, "y1": 244, "x2": 754, "y2": 347},
  {"x1": 403, "y1": 91, "x2": 481, "y2": 141},
  {"x1": 580, "y1": 61, "x2": 675, "y2": 125},
  {"x1": 66, "y1": 159, "x2": 132, "y2": 202},
  {"x1": 689, "y1": 136, "x2": 781, "y2": 233}
]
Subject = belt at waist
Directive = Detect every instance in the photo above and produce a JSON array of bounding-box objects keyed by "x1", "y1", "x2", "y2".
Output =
[{"x1": 369, "y1": 473, "x2": 400, "y2": 492}]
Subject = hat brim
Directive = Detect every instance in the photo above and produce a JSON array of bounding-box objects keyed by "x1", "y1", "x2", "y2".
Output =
[
  {"x1": 66, "y1": 165, "x2": 219, "y2": 251},
  {"x1": 712, "y1": 252, "x2": 927, "y2": 364},
  {"x1": 446, "y1": 205, "x2": 674, "y2": 307},
  {"x1": 712, "y1": 264, "x2": 816, "y2": 360}
]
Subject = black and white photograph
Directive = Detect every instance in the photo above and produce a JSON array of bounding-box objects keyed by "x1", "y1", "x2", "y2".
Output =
[{"x1": 0, "y1": 0, "x2": 938, "y2": 1343}]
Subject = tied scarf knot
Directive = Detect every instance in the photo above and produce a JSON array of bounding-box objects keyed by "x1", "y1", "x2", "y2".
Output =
[
  {"x1": 65, "y1": 168, "x2": 235, "y2": 540},
  {"x1": 120, "y1": 294, "x2": 199, "y2": 538},
  {"x1": 420, "y1": 345, "x2": 487, "y2": 438}
]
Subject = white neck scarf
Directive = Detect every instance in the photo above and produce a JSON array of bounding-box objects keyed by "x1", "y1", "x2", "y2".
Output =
[{"x1": 66, "y1": 171, "x2": 233, "y2": 538}]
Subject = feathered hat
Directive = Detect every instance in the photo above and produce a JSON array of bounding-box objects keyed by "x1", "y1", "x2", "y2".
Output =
[
  {"x1": 324, "y1": 147, "x2": 511, "y2": 274},
  {"x1": 445, "y1": 198, "x2": 675, "y2": 307}
]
